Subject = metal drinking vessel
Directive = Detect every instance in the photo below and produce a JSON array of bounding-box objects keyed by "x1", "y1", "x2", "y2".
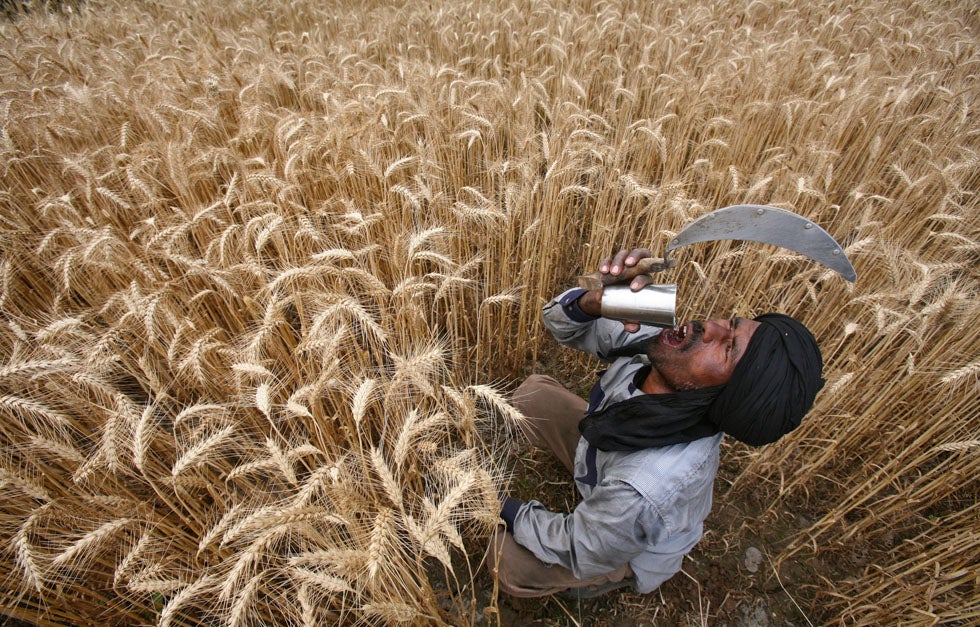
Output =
[{"x1": 600, "y1": 284, "x2": 677, "y2": 327}]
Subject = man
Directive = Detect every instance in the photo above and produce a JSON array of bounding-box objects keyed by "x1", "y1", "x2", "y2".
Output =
[{"x1": 493, "y1": 248, "x2": 824, "y2": 598}]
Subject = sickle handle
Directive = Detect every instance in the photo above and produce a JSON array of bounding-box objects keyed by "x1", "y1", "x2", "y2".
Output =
[{"x1": 576, "y1": 257, "x2": 677, "y2": 291}]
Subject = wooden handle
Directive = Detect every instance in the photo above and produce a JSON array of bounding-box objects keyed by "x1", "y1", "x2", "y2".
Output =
[{"x1": 576, "y1": 257, "x2": 677, "y2": 291}]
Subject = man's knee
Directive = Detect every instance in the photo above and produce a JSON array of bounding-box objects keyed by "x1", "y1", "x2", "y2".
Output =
[
  {"x1": 512, "y1": 374, "x2": 559, "y2": 414},
  {"x1": 490, "y1": 527, "x2": 556, "y2": 598},
  {"x1": 515, "y1": 373, "x2": 558, "y2": 394}
]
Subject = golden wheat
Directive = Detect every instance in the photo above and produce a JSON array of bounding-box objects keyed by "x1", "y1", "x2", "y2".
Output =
[{"x1": 0, "y1": 0, "x2": 976, "y2": 624}]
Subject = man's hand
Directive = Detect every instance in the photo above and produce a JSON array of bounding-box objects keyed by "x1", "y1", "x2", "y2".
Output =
[
  {"x1": 578, "y1": 248, "x2": 657, "y2": 333},
  {"x1": 599, "y1": 248, "x2": 658, "y2": 290}
]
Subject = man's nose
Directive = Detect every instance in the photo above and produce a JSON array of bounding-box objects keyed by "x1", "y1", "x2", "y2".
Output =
[{"x1": 702, "y1": 320, "x2": 732, "y2": 342}]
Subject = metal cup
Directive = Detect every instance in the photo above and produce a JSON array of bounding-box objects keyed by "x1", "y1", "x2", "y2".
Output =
[{"x1": 600, "y1": 284, "x2": 677, "y2": 328}]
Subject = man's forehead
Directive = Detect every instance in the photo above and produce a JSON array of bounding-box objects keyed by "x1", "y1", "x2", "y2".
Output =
[{"x1": 733, "y1": 318, "x2": 761, "y2": 365}]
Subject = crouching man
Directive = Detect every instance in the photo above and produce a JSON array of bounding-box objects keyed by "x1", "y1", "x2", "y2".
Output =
[{"x1": 492, "y1": 248, "x2": 824, "y2": 598}]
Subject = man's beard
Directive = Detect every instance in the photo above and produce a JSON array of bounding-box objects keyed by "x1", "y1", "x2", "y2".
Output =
[{"x1": 646, "y1": 321, "x2": 705, "y2": 391}]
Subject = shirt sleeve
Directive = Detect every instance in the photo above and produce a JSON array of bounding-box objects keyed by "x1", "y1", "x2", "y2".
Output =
[
  {"x1": 542, "y1": 288, "x2": 660, "y2": 362},
  {"x1": 510, "y1": 479, "x2": 667, "y2": 579}
]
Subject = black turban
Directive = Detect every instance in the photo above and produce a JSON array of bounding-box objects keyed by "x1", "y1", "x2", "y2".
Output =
[
  {"x1": 707, "y1": 313, "x2": 824, "y2": 446},
  {"x1": 578, "y1": 313, "x2": 824, "y2": 451}
]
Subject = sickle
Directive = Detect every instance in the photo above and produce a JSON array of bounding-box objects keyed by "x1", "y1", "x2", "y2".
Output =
[{"x1": 665, "y1": 204, "x2": 857, "y2": 282}]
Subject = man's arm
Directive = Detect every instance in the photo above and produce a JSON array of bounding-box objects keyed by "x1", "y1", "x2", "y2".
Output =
[
  {"x1": 542, "y1": 288, "x2": 659, "y2": 361},
  {"x1": 541, "y1": 248, "x2": 664, "y2": 360},
  {"x1": 500, "y1": 480, "x2": 666, "y2": 579}
]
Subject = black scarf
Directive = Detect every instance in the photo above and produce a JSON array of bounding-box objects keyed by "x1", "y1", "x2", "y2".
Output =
[
  {"x1": 577, "y1": 365, "x2": 723, "y2": 450},
  {"x1": 578, "y1": 314, "x2": 824, "y2": 452}
]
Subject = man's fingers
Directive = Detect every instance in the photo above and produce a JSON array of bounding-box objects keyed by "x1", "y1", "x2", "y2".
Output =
[
  {"x1": 612, "y1": 248, "x2": 654, "y2": 274},
  {"x1": 598, "y1": 248, "x2": 655, "y2": 280},
  {"x1": 624, "y1": 248, "x2": 653, "y2": 268},
  {"x1": 623, "y1": 320, "x2": 641, "y2": 333},
  {"x1": 609, "y1": 250, "x2": 630, "y2": 275},
  {"x1": 630, "y1": 273, "x2": 654, "y2": 291}
]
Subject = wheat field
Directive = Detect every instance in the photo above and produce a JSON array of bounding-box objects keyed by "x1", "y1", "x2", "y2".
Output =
[{"x1": 0, "y1": 0, "x2": 977, "y2": 624}]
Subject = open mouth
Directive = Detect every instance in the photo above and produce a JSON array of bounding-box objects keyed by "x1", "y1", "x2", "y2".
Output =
[{"x1": 659, "y1": 322, "x2": 689, "y2": 347}]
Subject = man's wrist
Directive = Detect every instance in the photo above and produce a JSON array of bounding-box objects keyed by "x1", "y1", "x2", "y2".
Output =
[
  {"x1": 500, "y1": 496, "x2": 525, "y2": 533},
  {"x1": 557, "y1": 288, "x2": 599, "y2": 322},
  {"x1": 576, "y1": 289, "x2": 602, "y2": 317}
]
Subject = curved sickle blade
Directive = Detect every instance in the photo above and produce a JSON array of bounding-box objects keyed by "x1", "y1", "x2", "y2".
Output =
[{"x1": 665, "y1": 204, "x2": 857, "y2": 282}]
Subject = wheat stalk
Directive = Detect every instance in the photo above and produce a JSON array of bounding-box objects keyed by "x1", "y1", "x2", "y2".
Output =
[
  {"x1": 12, "y1": 508, "x2": 46, "y2": 592},
  {"x1": 0, "y1": 465, "x2": 50, "y2": 502},
  {"x1": 159, "y1": 575, "x2": 217, "y2": 627},
  {"x1": 369, "y1": 447, "x2": 404, "y2": 510},
  {"x1": 291, "y1": 567, "x2": 354, "y2": 594},
  {"x1": 171, "y1": 425, "x2": 235, "y2": 478},
  {"x1": 466, "y1": 384, "x2": 527, "y2": 426},
  {"x1": 228, "y1": 572, "x2": 264, "y2": 627},
  {"x1": 362, "y1": 600, "x2": 419, "y2": 624},
  {"x1": 52, "y1": 518, "x2": 134, "y2": 569},
  {"x1": 366, "y1": 507, "x2": 397, "y2": 581}
]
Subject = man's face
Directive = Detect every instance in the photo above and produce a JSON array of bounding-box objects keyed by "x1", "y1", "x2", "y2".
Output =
[{"x1": 645, "y1": 317, "x2": 761, "y2": 392}]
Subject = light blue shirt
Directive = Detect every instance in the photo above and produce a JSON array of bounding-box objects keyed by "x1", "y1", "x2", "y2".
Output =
[{"x1": 510, "y1": 288, "x2": 722, "y2": 593}]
